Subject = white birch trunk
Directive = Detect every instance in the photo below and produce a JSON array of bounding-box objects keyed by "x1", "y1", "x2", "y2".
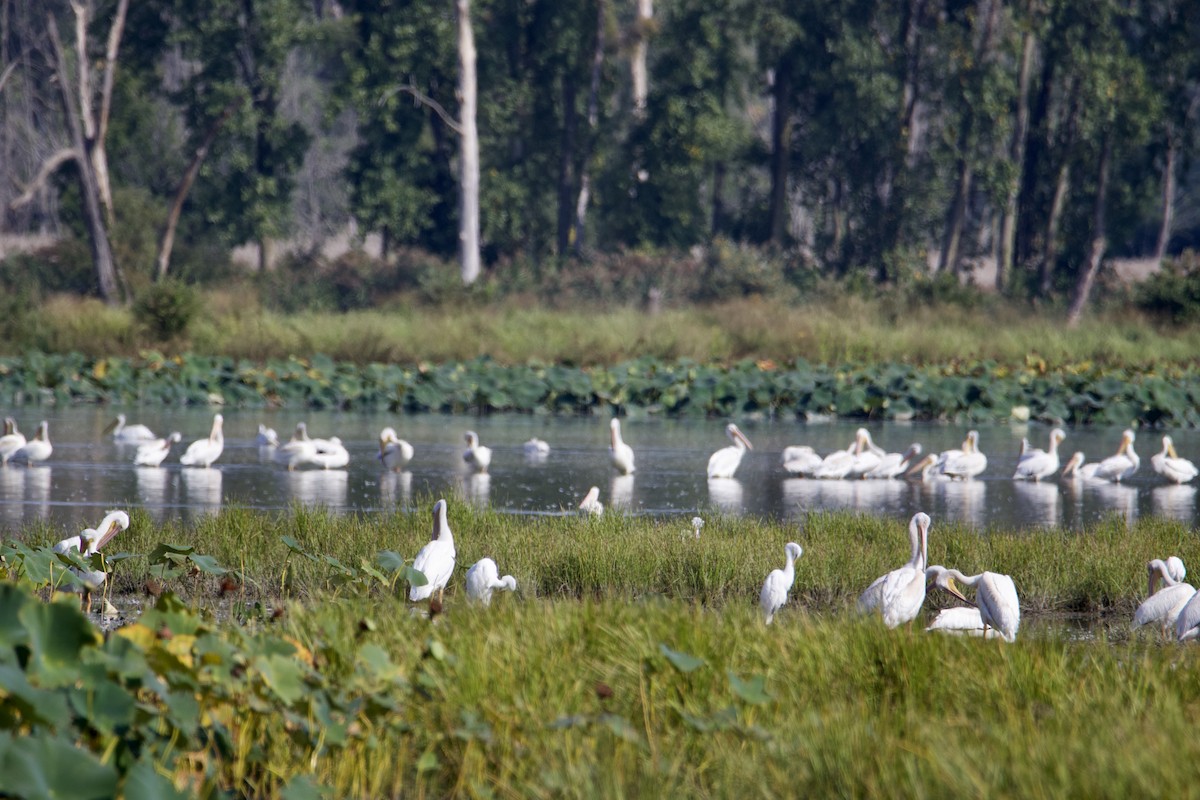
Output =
[{"x1": 457, "y1": 0, "x2": 481, "y2": 285}]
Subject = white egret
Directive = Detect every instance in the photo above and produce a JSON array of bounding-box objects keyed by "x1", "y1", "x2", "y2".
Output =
[
  {"x1": 609, "y1": 419, "x2": 635, "y2": 475},
  {"x1": 858, "y1": 512, "x2": 931, "y2": 628},
  {"x1": 864, "y1": 443, "x2": 923, "y2": 479},
  {"x1": 378, "y1": 427, "x2": 414, "y2": 471},
  {"x1": 1091, "y1": 429, "x2": 1140, "y2": 483},
  {"x1": 52, "y1": 510, "x2": 130, "y2": 612},
  {"x1": 925, "y1": 565, "x2": 1020, "y2": 643},
  {"x1": 759, "y1": 542, "x2": 803, "y2": 625},
  {"x1": 1133, "y1": 558, "x2": 1196, "y2": 637},
  {"x1": 13, "y1": 421, "x2": 52, "y2": 465},
  {"x1": 707, "y1": 423, "x2": 754, "y2": 479},
  {"x1": 105, "y1": 414, "x2": 157, "y2": 443},
  {"x1": 134, "y1": 432, "x2": 182, "y2": 467},
  {"x1": 0, "y1": 418, "x2": 26, "y2": 464},
  {"x1": 781, "y1": 445, "x2": 822, "y2": 476},
  {"x1": 1013, "y1": 428, "x2": 1066, "y2": 481},
  {"x1": 180, "y1": 414, "x2": 224, "y2": 468},
  {"x1": 578, "y1": 486, "x2": 603, "y2": 516},
  {"x1": 465, "y1": 557, "x2": 517, "y2": 606},
  {"x1": 1152, "y1": 436, "x2": 1198, "y2": 484},
  {"x1": 410, "y1": 499, "x2": 456, "y2": 604},
  {"x1": 463, "y1": 431, "x2": 492, "y2": 473}
]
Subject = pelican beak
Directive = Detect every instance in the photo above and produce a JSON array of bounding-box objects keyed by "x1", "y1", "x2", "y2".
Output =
[
  {"x1": 1169, "y1": 442, "x2": 1180, "y2": 459},
  {"x1": 95, "y1": 520, "x2": 123, "y2": 550},
  {"x1": 100, "y1": 418, "x2": 118, "y2": 435},
  {"x1": 942, "y1": 577, "x2": 971, "y2": 604}
]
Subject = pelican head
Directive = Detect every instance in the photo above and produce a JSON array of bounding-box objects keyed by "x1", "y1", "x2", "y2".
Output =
[
  {"x1": 168, "y1": 432, "x2": 182, "y2": 444},
  {"x1": 1051, "y1": 428, "x2": 1066, "y2": 448},
  {"x1": 727, "y1": 423, "x2": 753, "y2": 451},
  {"x1": 966, "y1": 430, "x2": 980, "y2": 453},
  {"x1": 925, "y1": 565, "x2": 971, "y2": 604},
  {"x1": 380, "y1": 426, "x2": 398, "y2": 451},
  {"x1": 87, "y1": 510, "x2": 131, "y2": 551},
  {"x1": 465, "y1": 431, "x2": 480, "y2": 448},
  {"x1": 293, "y1": 422, "x2": 310, "y2": 441},
  {"x1": 1164, "y1": 435, "x2": 1179, "y2": 459},
  {"x1": 1119, "y1": 429, "x2": 1136, "y2": 453},
  {"x1": 907, "y1": 453, "x2": 938, "y2": 478},
  {"x1": 1061, "y1": 451, "x2": 1085, "y2": 477},
  {"x1": 912, "y1": 512, "x2": 930, "y2": 570},
  {"x1": 431, "y1": 498, "x2": 452, "y2": 542}
]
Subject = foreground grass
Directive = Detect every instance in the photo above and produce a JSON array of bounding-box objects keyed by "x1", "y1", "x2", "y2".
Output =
[{"x1": 17, "y1": 292, "x2": 1199, "y2": 367}]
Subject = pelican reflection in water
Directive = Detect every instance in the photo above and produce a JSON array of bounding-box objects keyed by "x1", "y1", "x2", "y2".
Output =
[
  {"x1": 287, "y1": 468, "x2": 349, "y2": 510},
  {"x1": 1010, "y1": 480, "x2": 1060, "y2": 529},
  {"x1": 380, "y1": 470, "x2": 414, "y2": 508},
  {"x1": 610, "y1": 473, "x2": 635, "y2": 510},
  {"x1": 135, "y1": 466, "x2": 172, "y2": 520},
  {"x1": 457, "y1": 471, "x2": 491, "y2": 508},
  {"x1": 707, "y1": 477, "x2": 744, "y2": 513},
  {"x1": 181, "y1": 467, "x2": 223, "y2": 515},
  {"x1": 1152, "y1": 484, "x2": 1196, "y2": 523},
  {"x1": 26, "y1": 465, "x2": 51, "y2": 520},
  {"x1": 0, "y1": 467, "x2": 24, "y2": 526}
]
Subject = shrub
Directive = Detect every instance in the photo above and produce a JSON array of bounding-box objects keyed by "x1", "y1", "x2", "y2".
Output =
[
  {"x1": 134, "y1": 280, "x2": 200, "y2": 340},
  {"x1": 1135, "y1": 251, "x2": 1200, "y2": 323}
]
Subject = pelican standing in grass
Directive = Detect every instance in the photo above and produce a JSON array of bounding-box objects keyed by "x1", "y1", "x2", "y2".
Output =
[
  {"x1": 925, "y1": 565, "x2": 1020, "y2": 642},
  {"x1": 378, "y1": 427, "x2": 414, "y2": 471},
  {"x1": 1133, "y1": 558, "x2": 1195, "y2": 637},
  {"x1": 609, "y1": 418, "x2": 635, "y2": 475},
  {"x1": 1091, "y1": 429, "x2": 1140, "y2": 482},
  {"x1": 781, "y1": 445, "x2": 822, "y2": 476},
  {"x1": 759, "y1": 542, "x2": 803, "y2": 625},
  {"x1": 104, "y1": 414, "x2": 157, "y2": 443},
  {"x1": 134, "y1": 432, "x2": 182, "y2": 467},
  {"x1": 14, "y1": 421, "x2": 52, "y2": 465},
  {"x1": 410, "y1": 499, "x2": 456, "y2": 604},
  {"x1": 463, "y1": 431, "x2": 492, "y2": 473},
  {"x1": 52, "y1": 510, "x2": 130, "y2": 612},
  {"x1": 578, "y1": 486, "x2": 603, "y2": 516},
  {"x1": 180, "y1": 414, "x2": 224, "y2": 468},
  {"x1": 1152, "y1": 436, "x2": 1198, "y2": 484},
  {"x1": 0, "y1": 418, "x2": 25, "y2": 465},
  {"x1": 858, "y1": 512, "x2": 930, "y2": 628},
  {"x1": 465, "y1": 558, "x2": 517, "y2": 606},
  {"x1": 707, "y1": 423, "x2": 754, "y2": 479},
  {"x1": 1013, "y1": 428, "x2": 1066, "y2": 481}
]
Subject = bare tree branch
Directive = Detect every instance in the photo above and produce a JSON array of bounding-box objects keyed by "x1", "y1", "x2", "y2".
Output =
[
  {"x1": 382, "y1": 83, "x2": 463, "y2": 135},
  {"x1": 8, "y1": 147, "x2": 78, "y2": 209},
  {"x1": 97, "y1": 0, "x2": 130, "y2": 147}
]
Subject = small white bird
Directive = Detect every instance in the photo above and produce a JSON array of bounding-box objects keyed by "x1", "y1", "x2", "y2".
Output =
[
  {"x1": 1013, "y1": 428, "x2": 1066, "y2": 481},
  {"x1": 13, "y1": 421, "x2": 52, "y2": 465},
  {"x1": 858, "y1": 512, "x2": 931, "y2": 628},
  {"x1": 106, "y1": 413, "x2": 157, "y2": 443},
  {"x1": 578, "y1": 486, "x2": 604, "y2": 516},
  {"x1": 309, "y1": 436, "x2": 350, "y2": 469},
  {"x1": 523, "y1": 438, "x2": 551, "y2": 457},
  {"x1": 180, "y1": 414, "x2": 224, "y2": 468},
  {"x1": 609, "y1": 418, "x2": 635, "y2": 475},
  {"x1": 1090, "y1": 429, "x2": 1140, "y2": 483},
  {"x1": 465, "y1": 557, "x2": 517, "y2": 606},
  {"x1": 781, "y1": 445, "x2": 822, "y2": 476},
  {"x1": 707, "y1": 423, "x2": 753, "y2": 479},
  {"x1": 134, "y1": 432, "x2": 182, "y2": 467},
  {"x1": 925, "y1": 565, "x2": 1021, "y2": 643},
  {"x1": 52, "y1": 509, "x2": 130, "y2": 612},
  {"x1": 0, "y1": 418, "x2": 26, "y2": 464},
  {"x1": 410, "y1": 499, "x2": 456, "y2": 603},
  {"x1": 255, "y1": 424, "x2": 280, "y2": 448},
  {"x1": 1133, "y1": 558, "x2": 1195, "y2": 637},
  {"x1": 463, "y1": 431, "x2": 492, "y2": 473},
  {"x1": 378, "y1": 427, "x2": 414, "y2": 471},
  {"x1": 1152, "y1": 436, "x2": 1198, "y2": 484},
  {"x1": 759, "y1": 541, "x2": 803, "y2": 625}
]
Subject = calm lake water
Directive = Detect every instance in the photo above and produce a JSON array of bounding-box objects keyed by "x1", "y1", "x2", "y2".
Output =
[{"x1": 1, "y1": 406, "x2": 1197, "y2": 536}]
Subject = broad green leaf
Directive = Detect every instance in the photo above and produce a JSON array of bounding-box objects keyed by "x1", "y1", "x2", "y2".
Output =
[
  {"x1": 122, "y1": 758, "x2": 190, "y2": 800},
  {"x1": 727, "y1": 671, "x2": 772, "y2": 705},
  {"x1": 0, "y1": 731, "x2": 118, "y2": 800},
  {"x1": 659, "y1": 644, "x2": 704, "y2": 674}
]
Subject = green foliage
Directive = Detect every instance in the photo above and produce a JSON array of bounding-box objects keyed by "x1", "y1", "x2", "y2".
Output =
[
  {"x1": 1135, "y1": 251, "x2": 1200, "y2": 323},
  {"x1": 133, "y1": 281, "x2": 200, "y2": 340}
]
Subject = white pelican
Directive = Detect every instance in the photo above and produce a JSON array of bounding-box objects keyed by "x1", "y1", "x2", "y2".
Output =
[
  {"x1": 53, "y1": 510, "x2": 130, "y2": 611},
  {"x1": 0, "y1": 418, "x2": 26, "y2": 464},
  {"x1": 781, "y1": 445, "x2": 822, "y2": 476},
  {"x1": 813, "y1": 440, "x2": 858, "y2": 480},
  {"x1": 609, "y1": 419, "x2": 635, "y2": 475},
  {"x1": 465, "y1": 557, "x2": 517, "y2": 606},
  {"x1": 864, "y1": 443, "x2": 923, "y2": 479},
  {"x1": 759, "y1": 541, "x2": 803, "y2": 625},
  {"x1": 276, "y1": 423, "x2": 319, "y2": 470},
  {"x1": 847, "y1": 429, "x2": 885, "y2": 478},
  {"x1": 578, "y1": 486, "x2": 603, "y2": 516},
  {"x1": 1152, "y1": 436, "x2": 1198, "y2": 484},
  {"x1": 707, "y1": 423, "x2": 754, "y2": 479},
  {"x1": 463, "y1": 431, "x2": 492, "y2": 473},
  {"x1": 1167, "y1": 555, "x2": 1187, "y2": 583},
  {"x1": 180, "y1": 414, "x2": 224, "y2": 468},
  {"x1": 1090, "y1": 429, "x2": 1140, "y2": 482},
  {"x1": 1133, "y1": 558, "x2": 1196, "y2": 637},
  {"x1": 104, "y1": 413, "x2": 157, "y2": 443},
  {"x1": 309, "y1": 436, "x2": 350, "y2": 469},
  {"x1": 941, "y1": 431, "x2": 987, "y2": 479},
  {"x1": 1013, "y1": 428, "x2": 1066, "y2": 481},
  {"x1": 523, "y1": 438, "x2": 551, "y2": 457},
  {"x1": 410, "y1": 499, "x2": 456, "y2": 603},
  {"x1": 134, "y1": 432, "x2": 182, "y2": 467},
  {"x1": 925, "y1": 565, "x2": 1021, "y2": 642},
  {"x1": 858, "y1": 512, "x2": 931, "y2": 628},
  {"x1": 256, "y1": 424, "x2": 279, "y2": 448},
  {"x1": 378, "y1": 427, "x2": 414, "y2": 471},
  {"x1": 14, "y1": 421, "x2": 52, "y2": 465},
  {"x1": 925, "y1": 606, "x2": 995, "y2": 637}
]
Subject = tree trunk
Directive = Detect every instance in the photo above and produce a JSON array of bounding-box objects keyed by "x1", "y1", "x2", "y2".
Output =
[
  {"x1": 768, "y1": 56, "x2": 793, "y2": 244},
  {"x1": 1037, "y1": 157, "x2": 1070, "y2": 298},
  {"x1": 938, "y1": 157, "x2": 973, "y2": 275},
  {"x1": 456, "y1": 0, "x2": 481, "y2": 285},
  {"x1": 92, "y1": 0, "x2": 129, "y2": 226},
  {"x1": 1153, "y1": 139, "x2": 1176, "y2": 262},
  {"x1": 573, "y1": 0, "x2": 606, "y2": 254},
  {"x1": 46, "y1": 13, "x2": 120, "y2": 305},
  {"x1": 1067, "y1": 135, "x2": 1113, "y2": 327},
  {"x1": 556, "y1": 73, "x2": 578, "y2": 257},
  {"x1": 631, "y1": 0, "x2": 651, "y2": 119},
  {"x1": 711, "y1": 161, "x2": 725, "y2": 236},
  {"x1": 997, "y1": 25, "x2": 1035, "y2": 291}
]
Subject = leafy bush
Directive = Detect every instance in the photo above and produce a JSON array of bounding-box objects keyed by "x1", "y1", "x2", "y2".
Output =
[
  {"x1": 1135, "y1": 251, "x2": 1200, "y2": 323},
  {"x1": 133, "y1": 280, "x2": 200, "y2": 340}
]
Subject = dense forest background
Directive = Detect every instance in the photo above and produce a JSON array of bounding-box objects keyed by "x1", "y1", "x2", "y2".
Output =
[{"x1": 1, "y1": 0, "x2": 1198, "y2": 321}]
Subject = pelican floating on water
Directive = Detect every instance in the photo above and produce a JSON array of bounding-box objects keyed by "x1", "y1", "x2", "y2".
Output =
[
  {"x1": 180, "y1": 414, "x2": 224, "y2": 468},
  {"x1": 858, "y1": 512, "x2": 930, "y2": 628},
  {"x1": 0, "y1": 418, "x2": 25, "y2": 464},
  {"x1": 378, "y1": 427, "x2": 414, "y2": 471},
  {"x1": 463, "y1": 431, "x2": 492, "y2": 473},
  {"x1": 255, "y1": 425, "x2": 280, "y2": 448},
  {"x1": 53, "y1": 510, "x2": 130, "y2": 612},
  {"x1": 13, "y1": 421, "x2": 52, "y2": 465},
  {"x1": 1013, "y1": 428, "x2": 1066, "y2": 481},
  {"x1": 410, "y1": 499, "x2": 456, "y2": 604},
  {"x1": 864, "y1": 443, "x2": 923, "y2": 479},
  {"x1": 781, "y1": 445, "x2": 822, "y2": 476},
  {"x1": 609, "y1": 419, "x2": 635, "y2": 475},
  {"x1": 309, "y1": 436, "x2": 350, "y2": 469},
  {"x1": 105, "y1": 414, "x2": 157, "y2": 443},
  {"x1": 523, "y1": 438, "x2": 551, "y2": 457},
  {"x1": 134, "y1": 432, "x2": 182, "y2": 467},
  {"x1": 925, "y1": 564, "x2": 1021, "y2": 642},
  {"x1": 465, "y1": 558, "x2": 517, "y2": 606},
  {"x1": 1090, "y1": 429, "x2": 1140, "y2": 483},
  {"x1": 759, "y1": 541, "x2": 803, "y2": 625},
  {"x1": 707, "y1": 423, "x2": 753, "y2": 479},
  {"x1": 275, "y1": 423, "x2": 318, "y2": 471},
  {"x1": 847, "y1": 429, "x2": 885, "y2": 478},
  {"x1": 1152, "y1": 436, "x2": 1198, "y2": 484}
]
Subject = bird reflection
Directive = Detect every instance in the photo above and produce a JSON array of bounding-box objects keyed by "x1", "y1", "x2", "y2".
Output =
[
  {"x1": 182, "y1": 467, "x2": 223, "y2": 515},
  {"x1": 457, "y1": 471, "x2": 490, "y2": 508},
  {"x1": 0, "y1": 467, "x2": 25, "y2": 526},
  {"x1": 379, "y1": 470, "x2": 413, "y2": 508},
  {"x1": 1091, "y1": 481, "x2": 1138, "y2": 527},
  {"x1": 287, "y1": 469, "x2": 348, "y2": 511},
  {"x1": 136, "y1": 467, "x2": 172, "y2": 521},
  {"x1": 1011, "y1": 480, "x2": 1060, "y2": 529},
  {"x1": 928, "y1": 478, "x2": 987, "y2": 528},
  {"x1": 1152, "y1": 484, "x2": 1196, "y2": 523},
  {"x1": 707, "y1": 478, "x2": 744, "y2": 514},
  {"x1": 610, "y1": 474, "x2": 635, "y2": 510},
  {"x1": 25, "y1": 466, "x2": 51, "y2": 520}
]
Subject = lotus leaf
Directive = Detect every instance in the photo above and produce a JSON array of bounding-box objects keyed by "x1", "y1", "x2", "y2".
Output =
[
  {"x1": 0, "y1": 732, "x2": 118, "y2": 800},
  {"x1": 659, "y1": 643, "x2": 704, "y2": 674},
  {"x1": 727, "y1": 671, "x2": 772, "y2": 706}
]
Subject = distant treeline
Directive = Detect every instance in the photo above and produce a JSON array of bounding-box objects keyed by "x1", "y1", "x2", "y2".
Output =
[{"x1": 1, "y1": 0, "x2": 1197, "y2": 311}]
